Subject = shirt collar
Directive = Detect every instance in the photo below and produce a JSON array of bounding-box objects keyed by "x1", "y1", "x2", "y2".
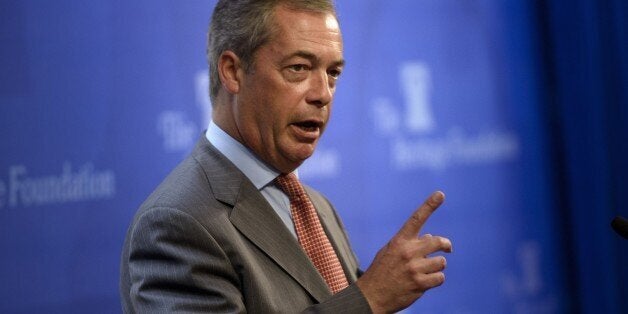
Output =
[{"x1": 206, "y1": 121, "x2": 285, "y2": 190}]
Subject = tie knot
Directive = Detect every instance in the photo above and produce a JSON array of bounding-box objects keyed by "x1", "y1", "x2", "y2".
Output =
[{"x1": 275, "y1": 173, "x2": 306, "y2": 201}]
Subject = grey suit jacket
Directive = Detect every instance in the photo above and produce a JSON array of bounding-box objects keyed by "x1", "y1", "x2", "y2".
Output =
[{"x1": 120, "y1": 137, "x2": 371, "y2": 313}]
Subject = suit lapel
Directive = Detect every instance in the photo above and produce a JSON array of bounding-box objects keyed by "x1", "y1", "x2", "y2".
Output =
[
  {"x1": 229, "y1": 183, "x2": 332, "y2": 302},
  {"x1": 193, "y1": 138, "x2": 331, "y2": 302}
]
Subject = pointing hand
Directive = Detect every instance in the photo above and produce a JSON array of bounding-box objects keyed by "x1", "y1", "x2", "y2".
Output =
[{"x1": 356, "y1": 191, "x2": 452, "y2": 314}]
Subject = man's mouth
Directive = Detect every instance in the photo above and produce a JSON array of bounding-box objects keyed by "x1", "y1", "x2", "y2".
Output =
[
  {"x1": 290, "y1": 120, "x2": 323, "y2": 141},
  {"x1": 293, "y1": 120, "x2": 322, "y2": 132}
]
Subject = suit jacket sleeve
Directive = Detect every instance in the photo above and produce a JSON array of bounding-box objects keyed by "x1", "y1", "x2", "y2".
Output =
[{"x1": 126, "y1": 207, "x2": 246, "y2": 313}]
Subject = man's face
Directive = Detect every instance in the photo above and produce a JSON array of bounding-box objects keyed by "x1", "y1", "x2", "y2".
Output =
[{"x1": 233, "y1": 6, "x2": 344, "y2": 173}]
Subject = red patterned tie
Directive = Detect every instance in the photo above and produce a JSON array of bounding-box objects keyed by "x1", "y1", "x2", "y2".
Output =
[{"x1": 275, "y1": 173, "x2": 349, "y2": 294}]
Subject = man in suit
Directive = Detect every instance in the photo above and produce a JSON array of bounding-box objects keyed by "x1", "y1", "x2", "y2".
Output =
[{"x1": 120, "y1": 0, "x2": 453, "y2": 313}]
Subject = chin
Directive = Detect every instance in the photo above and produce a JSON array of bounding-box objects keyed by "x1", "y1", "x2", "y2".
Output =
[
  {"x1": 295, "y1": 149, "x2": 316, "y2": 162},
  {"x1": 281, "y1": 155, "x2": 311, "y2": 174}
]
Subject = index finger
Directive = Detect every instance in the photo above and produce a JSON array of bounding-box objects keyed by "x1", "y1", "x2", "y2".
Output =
[{"x1": 397, "y1": 191, "x2": 445, "y2": 239}]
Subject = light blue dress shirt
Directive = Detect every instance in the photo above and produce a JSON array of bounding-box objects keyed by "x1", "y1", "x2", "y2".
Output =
[{"x1": 205, "y1": 121, "x2": 297, "y2": 237}]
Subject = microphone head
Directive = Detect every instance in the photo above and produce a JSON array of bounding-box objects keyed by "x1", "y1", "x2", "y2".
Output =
[{"x1": 611, "y1": 216, "x2": 628, "y2": 239}]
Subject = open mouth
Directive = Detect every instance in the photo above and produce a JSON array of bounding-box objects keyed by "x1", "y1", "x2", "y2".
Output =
[
  {"x1": 290, "y1": 120, "x2": 323, "y2": 141},
  {"x1": 293, "y1": 120, "x2": 321, "y2": 132}
]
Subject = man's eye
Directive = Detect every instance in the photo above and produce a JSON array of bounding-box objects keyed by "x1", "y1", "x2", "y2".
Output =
[
  {"x1": 328, "y1": 69, "x2": 342, "y2": 79},
  {"x1": 289, "y1": 64, "x2": 308, "y2": 72}
]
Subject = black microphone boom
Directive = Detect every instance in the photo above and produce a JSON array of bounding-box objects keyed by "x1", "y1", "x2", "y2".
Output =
[{"x1": 611, "y1": 216, "x2": 628, "y2": 239}]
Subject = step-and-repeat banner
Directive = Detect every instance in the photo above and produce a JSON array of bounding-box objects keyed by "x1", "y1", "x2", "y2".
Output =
[{"x1": 1, "y1": 1, "x2": 569, "y2": 312}]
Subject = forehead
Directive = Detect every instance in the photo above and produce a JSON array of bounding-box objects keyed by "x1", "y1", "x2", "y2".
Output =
[{"x1": 268, "y1": 5, "x2": 343, "y2": 52}]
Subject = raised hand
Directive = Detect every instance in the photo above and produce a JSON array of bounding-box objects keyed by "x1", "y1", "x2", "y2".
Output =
[{"x1": 356, "y1": 191, "x2": 453, "y2": 314}]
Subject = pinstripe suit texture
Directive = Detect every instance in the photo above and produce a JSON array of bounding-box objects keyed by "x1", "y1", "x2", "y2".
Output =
[{"x1": 120, "y1": 137, "x2": 371, "y2": 313}]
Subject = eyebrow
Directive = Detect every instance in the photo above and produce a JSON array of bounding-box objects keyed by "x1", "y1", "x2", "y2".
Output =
[{"x1": 283, "y1": 50, "x2": 345, "y2": 68}]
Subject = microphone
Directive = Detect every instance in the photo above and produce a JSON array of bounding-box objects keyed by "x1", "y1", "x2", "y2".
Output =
[{"x1": 611, "y1": 216, "x2": 628, "y2": 239}]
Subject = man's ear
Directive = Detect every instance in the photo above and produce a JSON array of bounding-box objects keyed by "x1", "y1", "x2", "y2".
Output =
[{"x1": 218, "y1": 50, "x2": 243, "y2": 94}]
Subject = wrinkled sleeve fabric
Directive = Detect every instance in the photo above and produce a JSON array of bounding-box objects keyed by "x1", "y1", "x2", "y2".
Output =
[{"x1": 126, "y1": 207, "x2": 245, "y2": 313}]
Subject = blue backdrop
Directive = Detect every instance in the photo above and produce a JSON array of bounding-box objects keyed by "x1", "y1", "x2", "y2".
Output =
[{"x1": 1, "y1": 1, "x2": 626, "y2": 313}]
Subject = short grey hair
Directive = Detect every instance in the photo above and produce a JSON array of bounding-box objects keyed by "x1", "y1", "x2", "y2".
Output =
[{"x1": 207, "y1": 0, "x2": 337, "y2": 104}]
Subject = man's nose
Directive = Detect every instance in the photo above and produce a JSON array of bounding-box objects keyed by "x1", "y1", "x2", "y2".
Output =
[{"x1": 306, "y1": 71, "x2": 333, "y2": 107}]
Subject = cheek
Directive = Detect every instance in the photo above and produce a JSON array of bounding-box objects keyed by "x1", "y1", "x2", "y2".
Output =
[
  {"x1": 325, "y1": 104, "x2": 332, "y2": 118},
  {"x1": 254, "y1": 106, "x2": 286, "y2": 142}
]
